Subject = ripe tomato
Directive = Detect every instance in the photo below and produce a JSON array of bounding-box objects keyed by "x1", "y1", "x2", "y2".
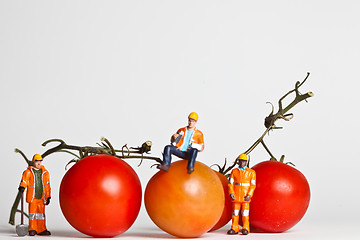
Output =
[
  {"x1": 144, "y1": 160, "x2": 224, "y2": 238},
  {"x1": 209, "y1": 171, "x2": 233, "y2": 231},
  {"x1": 250, "y1": 160, "x2": 310, "y2": 232},
  {"x1": 59, "y1": 155, "x2": 142, "y2": 237}
]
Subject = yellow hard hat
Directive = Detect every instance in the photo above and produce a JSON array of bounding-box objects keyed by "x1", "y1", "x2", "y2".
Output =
[
  {"x1": 32, "y1": 154, "x2": 43, "y2": 161},
  {"x1": 188, "y1": 112, "x2": 199, "y2": 121},
  {"x1": 237, "y1": 153, "x2": 248, "y2": 161}
]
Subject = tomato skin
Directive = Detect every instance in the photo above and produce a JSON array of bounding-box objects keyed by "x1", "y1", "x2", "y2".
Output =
[
  {"x1": 209, "y1": 171, "x2": 233, "y2": 231},
  {"x1": 250, "y1": 161, "x2": 310, "y2": 233},
  {"x1": 144, "y1": 160, "x2": 224, "y2": 238},
  {"x1": 59, "y1": 155, "x2": 142, "y2": 237}
]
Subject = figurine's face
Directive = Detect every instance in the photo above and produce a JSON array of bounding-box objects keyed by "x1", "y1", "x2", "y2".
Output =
[
  {"x1": 33, "y1": 160, "x2": 42, "y2": 170},
  {"x1": 188, "y1": 118, "x2": 197, "y2": 129},
  {"x1": 239, "y1": 160, "x2": 247, "y2": 168}
]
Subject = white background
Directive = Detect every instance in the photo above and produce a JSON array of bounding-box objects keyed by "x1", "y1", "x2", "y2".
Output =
[{"x1": 1, "y1": 0, "x2": 359, "y2": 239}]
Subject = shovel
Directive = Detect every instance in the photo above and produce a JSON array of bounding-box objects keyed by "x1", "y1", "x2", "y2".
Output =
[{"x1": 16, "y1": 192, "x2": 28, "y2": 237}]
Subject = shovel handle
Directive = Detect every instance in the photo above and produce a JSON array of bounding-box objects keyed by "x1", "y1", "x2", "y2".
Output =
[{"x1": 20, "y1": 192, "x2": 24, "y2": 225}]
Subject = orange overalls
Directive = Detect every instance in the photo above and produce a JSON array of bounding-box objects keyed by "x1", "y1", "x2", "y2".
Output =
[
  {"x1": 228, "y1": 167, "x2": 256, "y2": 233},
  {"x1": 19, "y1": 165, "x2": 51, "y2": 234}
]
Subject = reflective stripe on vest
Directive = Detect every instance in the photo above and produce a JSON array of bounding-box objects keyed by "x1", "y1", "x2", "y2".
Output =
[{"x1": 234, "y1": 182, "x2": 250, "y2": 186}]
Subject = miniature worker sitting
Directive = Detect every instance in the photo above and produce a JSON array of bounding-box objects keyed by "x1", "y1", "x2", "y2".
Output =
[
  {"x1": 18, "y1": 154, "x2": 51, "y2": 236},
  {"x1": 157, "y1": 112, "x2": 204, "y2": 174},
  {"x1": 227, "y1": 154, "x2": 256, "y2": 235}
]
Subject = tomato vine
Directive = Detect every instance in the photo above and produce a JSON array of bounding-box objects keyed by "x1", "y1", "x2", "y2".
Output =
[{"x1": 214, "y1": 72, "x2": 313, "y2": 175}]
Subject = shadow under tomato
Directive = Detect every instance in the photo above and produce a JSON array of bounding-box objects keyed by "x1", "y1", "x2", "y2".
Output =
[{"x1": 123, "y1": 228, "x2": 178, "y2": 239}]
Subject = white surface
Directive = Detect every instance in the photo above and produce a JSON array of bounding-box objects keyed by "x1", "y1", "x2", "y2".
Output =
[{"x1": 1, "y1": 0, "x2": 359, "y2": 239}]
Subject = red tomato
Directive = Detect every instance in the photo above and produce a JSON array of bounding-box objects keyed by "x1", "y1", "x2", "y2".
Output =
[
  {"x1": 144, "y1": 160, "x2": 224, "y2": 238},
  {"x1": 250, "y1": 160, "x2": 310, "y2": 232},
  {"x1": 209, "y1": 171, "x2": 233, "y2": 231},
  {"x1": 59, "y1": 155, "x2": 142, "y2": 237}
]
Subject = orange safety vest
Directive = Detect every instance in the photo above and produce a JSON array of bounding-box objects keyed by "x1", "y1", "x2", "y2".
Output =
[
  {"x1": 172, "y1": 127, "x2": 205, "y2": 152},
  {"x1": 228, "y1": 167, "x2": 256, "y2": 202},
  {"x1": 19, "y1": 165, "x2": 51, "y2": 204}
]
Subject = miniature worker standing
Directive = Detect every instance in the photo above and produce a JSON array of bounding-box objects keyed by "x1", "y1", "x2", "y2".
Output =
[
  {"x1": 157, "y1": 112, "x2": 204, "y2": 174},
  {"x1": 227, "y1": 154, "x2": 256, "y2": 235},
  {"x1": 18, "y1": 154, "x2": 51, "y2": 236}
]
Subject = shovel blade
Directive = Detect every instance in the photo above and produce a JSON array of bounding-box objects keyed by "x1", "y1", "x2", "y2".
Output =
[{"x1": 16, "y1": 224, "x2": 28, "y2": 237}]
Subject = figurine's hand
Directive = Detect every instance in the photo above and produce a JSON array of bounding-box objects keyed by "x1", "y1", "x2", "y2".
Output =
[
  {"x1": 244, "y1": 195, "x2": 251, "y2": 201},
  {"x1": 18, "y1": 186, "x2": 25, "y2": 193},
  {"x1": 46, "y1": 197, "x2": 51, "y2": 205},
  {"x1": 172, "y1": 133, "x2": 179, "y2": 140},
  {"x1": 230, "y1": 194, "x2": 235, "y2": 201}
]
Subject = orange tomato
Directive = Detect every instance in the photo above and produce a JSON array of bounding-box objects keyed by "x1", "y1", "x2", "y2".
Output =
[
  {"x1": 209, "y1": 171, "x2": 233, "y2": 231},
  {"x1": 144, "y1": 160, "x2": 224, "y2": 238}
]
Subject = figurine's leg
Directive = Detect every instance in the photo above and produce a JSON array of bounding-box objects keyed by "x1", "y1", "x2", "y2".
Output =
[
  {"x1": 28, "y1": 202, "x2": 38, "y2": 235},
  {"x1": 36, "y1": 200, "x2": 47, "y2": 234},
  {"x1": 162, "y1": 145, "x2": 174, "y2": 167},
  {"x1": 230, "y1": 202, "x2": 241, "y2": 233},
  {"x1": 186, "y1": 148, "x2": 198, "y2": 173},
  {"x1": 158, "y1": 145, "x2": 187, "y2": 172},
  {"x1": 29, "y1": 199, "x2": 47, "y2": 235},
  {"x1": 163, "y1": 145, "x2": 188, "y2": 164},
  {"x1": 241, "y1": 202, "x2": 250, "y2": 235},
  {"x1": 171, "y1": 147, "x2": 188, "y2": 160}
]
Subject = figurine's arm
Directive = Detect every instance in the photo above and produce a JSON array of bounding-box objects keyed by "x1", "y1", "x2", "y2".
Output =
[
  {"x1": 247, "y1": 171, "x2": 256, "y2": 198},
  {"x1": 19, "y1": 170, "x2": 30, "y2": 190},
  {"x1": 171, "y1": 134, "x2": 179, "y2": 142},
  {"x1": 43, "y1": 171, "x2": 51, "y2": 202},
  {"x1": 191, "y1": 130, "x2": 204, "y2": 152},
  {"x1": 228, "y1": 171, "x2": 235, "y2": 200},
  {"x1": 171, "y1": 128, "x2": 184, "y2": 143}
]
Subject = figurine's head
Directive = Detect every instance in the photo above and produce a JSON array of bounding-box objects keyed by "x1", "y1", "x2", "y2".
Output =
[
  {"x1": 32, "y1": 154, "x2": 43, "y2": 169},
  {"x1": 237, "y1": 153, "x2": 248, "y2": 168},
  {"x1": 188, "y1": 112, "x2": 198, "y2": 129}
]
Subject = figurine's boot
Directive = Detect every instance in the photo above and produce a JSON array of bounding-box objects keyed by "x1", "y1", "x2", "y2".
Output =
[
  {"x1": 157, "y1": 164, "x2": 170, "y2": 172},
  {"x1": 29, "y1": 199, "x2": 47, "y2": 234},
  {"x1": 227, "y1": 229, "x2": 238, "y2": 235},
  {"x1": 241, "y1": 229, "x2": 249, "y2": 235},
  {"x1": 38, "y1": 230, "x2": 51, "y2": 236}
]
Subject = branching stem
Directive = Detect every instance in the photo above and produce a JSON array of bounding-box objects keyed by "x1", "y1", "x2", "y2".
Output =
[{"x1": 221, "y1": 73, "x2": 313, "y2": 175}]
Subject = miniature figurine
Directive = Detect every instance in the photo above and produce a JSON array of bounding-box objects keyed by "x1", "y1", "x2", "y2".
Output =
[
  {"x1": 227, "y1": 154, "x2": 256, "y2": 235},
  {"x1": 18, "y1": 154, "x2": 51, "y2": 236},
  {"x1": 157, "y1": 112, "x2": 204, "y2": 174}
]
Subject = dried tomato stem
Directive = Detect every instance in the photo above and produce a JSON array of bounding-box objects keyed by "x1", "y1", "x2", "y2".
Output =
[{"x1": 221, "y1": 73, "x2": 313, "y2": 175}]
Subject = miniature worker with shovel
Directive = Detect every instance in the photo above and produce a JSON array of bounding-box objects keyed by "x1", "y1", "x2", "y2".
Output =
[{"x1": 18, "y1": 154, "x2": 51, "y2": 236}]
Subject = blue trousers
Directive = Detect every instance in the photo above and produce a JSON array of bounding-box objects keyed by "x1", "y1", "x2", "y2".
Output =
[{"x1": 162, "y1": 145, "x2": 198, "y2": 170}]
